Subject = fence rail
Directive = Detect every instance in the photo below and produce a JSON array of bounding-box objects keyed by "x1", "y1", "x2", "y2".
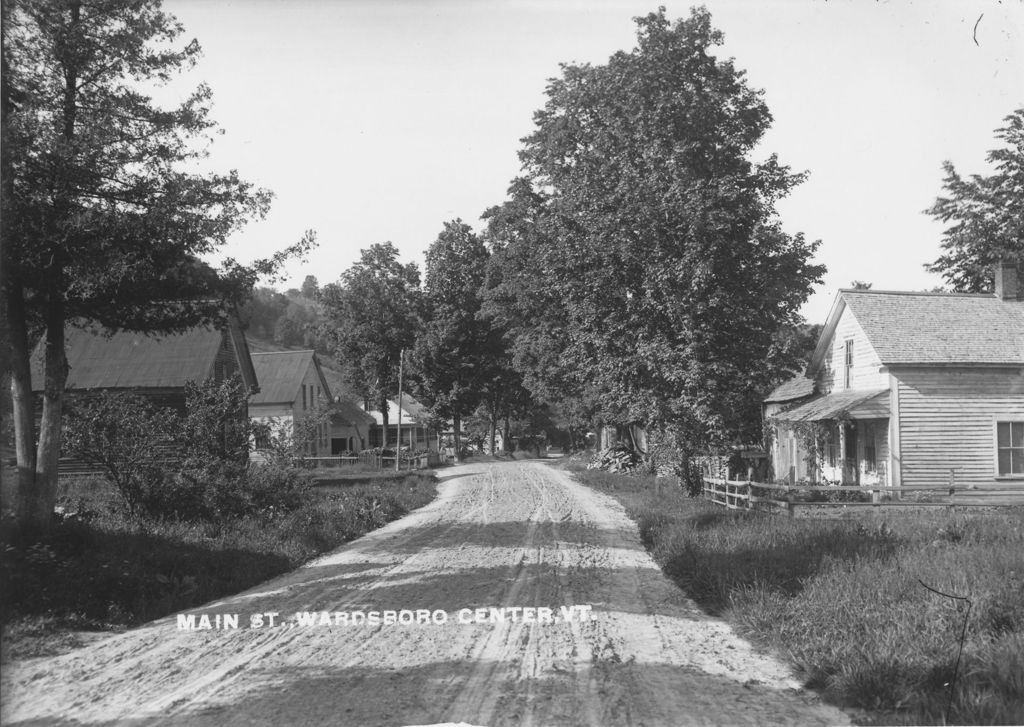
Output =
[
  {"x1": 702, "y1": 477, "x2": 1024, "y2": 515},
  {"x1": 300, "y1": 451, "x2": 442, "y2": 471}
]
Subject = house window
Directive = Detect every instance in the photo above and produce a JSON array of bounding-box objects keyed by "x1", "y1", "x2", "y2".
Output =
[
  {"x1": 843, "y1": 339, "x2": 854, "y2": 389},
  {"x1": 302, "y1": 385, "x2": 307, "y2": 411},
  {"x1": 997, "y1": 422, "x2": 1024, "y2": 475}
]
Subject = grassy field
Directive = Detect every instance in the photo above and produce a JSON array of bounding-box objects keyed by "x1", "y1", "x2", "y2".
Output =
[
  {"x1": 571, "y1": 466, "x2": 1024, "y2": 726},
  {"x1": 1, "y1": 470, "x2": 437, "y2": 661}
]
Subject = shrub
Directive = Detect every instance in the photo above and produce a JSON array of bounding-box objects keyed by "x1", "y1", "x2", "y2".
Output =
[
  {"x1": 139, "y1": 460, "x2": 310, "y2": 522},
  {"x1": 62, "y1": 378, "x2": 314, "y2": 522},
  {"x1": 179, "y1": 378, "x2": 253, "y2": 463},
  {"x1": 63, "y1": 392, "x2": 177, "y2": 516}
]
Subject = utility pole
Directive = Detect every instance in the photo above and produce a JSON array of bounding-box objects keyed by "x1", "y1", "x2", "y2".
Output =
[{"x1": 396, "y1": 349, "x2": 404, "y2": 472}]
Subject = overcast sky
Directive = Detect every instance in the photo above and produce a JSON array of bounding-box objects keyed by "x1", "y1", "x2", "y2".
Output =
[{"x1": 164, "y1": 0, "x2": 1023, "y2": 323}]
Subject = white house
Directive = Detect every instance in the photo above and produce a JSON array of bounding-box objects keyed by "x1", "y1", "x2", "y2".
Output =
[
  {"x1": 766, "y1": 262, "x2": 1024, "y2": 490},
  {"x1": 249, "y1": 350, "x2": 332, "y2": 455}
]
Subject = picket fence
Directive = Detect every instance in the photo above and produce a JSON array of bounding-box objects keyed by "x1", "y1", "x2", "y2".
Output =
[{"x1": 302, "y1": 451, "x2": 443, "y2": 471}]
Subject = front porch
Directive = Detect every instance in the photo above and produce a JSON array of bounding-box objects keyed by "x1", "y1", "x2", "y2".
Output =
[{"x1": 771, "y1": 389, "x2": 890, "y2": 486}]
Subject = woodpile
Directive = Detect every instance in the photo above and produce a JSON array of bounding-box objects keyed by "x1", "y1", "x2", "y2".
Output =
[{"x1": 587, "y1": 445, "x2": 644, "y2": 474}]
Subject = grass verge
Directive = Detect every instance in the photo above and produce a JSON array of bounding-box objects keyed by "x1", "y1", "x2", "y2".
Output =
[
  {"x1": 1, "y1": 471, "x2": 437, "y2": 661},
  {"x1": 571, "y1": 466, "x2": 1024, "y2": 726}
]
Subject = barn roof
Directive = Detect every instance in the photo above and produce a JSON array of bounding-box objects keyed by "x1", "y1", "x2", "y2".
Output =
[
  {"x1": 249, "y1": 350, "x2": 330, "y2": 405},
  {"x1": 31, "y1": 321, "x2": 257, "y2": 392}
]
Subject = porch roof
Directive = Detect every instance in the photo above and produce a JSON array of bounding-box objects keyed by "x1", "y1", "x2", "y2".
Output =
[{"x1": 774, "y1": 388, "x2": 889, "y2": 422}]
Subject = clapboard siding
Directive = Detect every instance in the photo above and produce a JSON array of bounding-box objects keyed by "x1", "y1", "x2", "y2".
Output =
[
  {"x1": 895, "y1": 367, "x2": 1024, "y2": 488},
  {"x1": 817, "y1": 306, "x2": 888, "y2": 394}
]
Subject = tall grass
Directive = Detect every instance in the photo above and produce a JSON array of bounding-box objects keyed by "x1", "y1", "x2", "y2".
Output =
[
  {"x1": 575, "y1": 469, "x2": 1024, "y2": 725},
  {"x1": 1, "y1": 472, "x2": 436, "y2": 660}
]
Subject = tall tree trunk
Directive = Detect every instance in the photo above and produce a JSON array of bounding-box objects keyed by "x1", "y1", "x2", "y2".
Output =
[
  {"x1": 378, "y1": 392, "x2": 390, "y2": 449},
  {"x1": 22, "y1": 0, "x2": 79, "y2": 529},
  {"x1": 487, "y1": 396, "x2": 497, "y2": 455},
  {"x1": 32, "y1": 300, "x2": 67, "y2": 528},
  {"x1": 503, "y1": 415, "x2": 510, "y2": 454},
  {"x1": 452, "y1": 413, "x2": 461, "y2": 464},
  {"x1": 7, "y1": 281, "x2": 38, "y2": 524}
]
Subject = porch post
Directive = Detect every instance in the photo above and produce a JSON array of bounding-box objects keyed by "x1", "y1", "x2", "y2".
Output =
[
  {"x1": 838, "y1": 424, "x2": 847, "y2": 484},
  {"x1": 888, "y1": 373, "x2": 901, "y2": 491}
]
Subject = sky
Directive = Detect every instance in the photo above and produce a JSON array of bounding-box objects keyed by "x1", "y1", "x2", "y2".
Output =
[{"x1": 163, "y1": 0, "x2": 1024, "y2": 323}]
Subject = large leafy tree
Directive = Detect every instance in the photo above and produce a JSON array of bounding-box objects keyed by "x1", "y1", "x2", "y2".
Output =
[
  {"x1": 412, "y1": 220, "x2": 494, "y2": 461},
  {"x1": 1, "y1": 0, "x2": 311, "y2": 529},
  {"x1": 485, "y1": 8, "x2": 824, "y2": 451},
  {"x1": 926, "y1": 108, "x2": 1024, "y2": 291},
  {"x1": 320, "y1": 242, "x2": 421, "y2": 442}
]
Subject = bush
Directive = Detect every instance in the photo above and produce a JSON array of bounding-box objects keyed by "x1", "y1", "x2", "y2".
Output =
[
  {"x1": 63, "y1": 392, "x2": 177, "y2": 516},
  {"x1": 179, "y1": 378, "x2": 254, "y2": 463},
  {"x1": 137, "y1": 460, "x2": 311, "y2": 522},
  {"x1": 63, "y1": 377, "x2": 314, "y2": 522}
]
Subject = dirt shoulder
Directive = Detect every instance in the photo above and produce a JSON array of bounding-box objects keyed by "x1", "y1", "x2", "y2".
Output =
[{"x1": 1, "y1": 460, "x2": 849, "y2": 726}]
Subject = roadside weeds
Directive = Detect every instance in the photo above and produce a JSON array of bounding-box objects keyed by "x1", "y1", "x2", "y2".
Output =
[
  {"x1": 570, "y1": 465, "x2": 1024, "y2": 726},
  {"x1": 1, "y1": 471, "x2": 438, "y2": 661}
]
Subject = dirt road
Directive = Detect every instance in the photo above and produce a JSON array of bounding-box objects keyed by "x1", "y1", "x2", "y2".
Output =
[{"x1": 2, "y1": 461, "x2": 848, "y2": 726}]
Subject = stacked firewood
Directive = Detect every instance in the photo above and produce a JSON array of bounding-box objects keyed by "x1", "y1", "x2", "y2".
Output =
[{"x1": 586, "y1": 446, "x2": 644, "y2": 474}]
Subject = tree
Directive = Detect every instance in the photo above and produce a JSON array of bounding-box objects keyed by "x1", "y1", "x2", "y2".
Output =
[
  {"x1": 483, "y1": 8, "x2": 824, "y2": 451},
  {"x1": 1, "y1": 0, "x2": 313, "y2": 529},
  {"x1": 320, "y1": 243, "x2": 421, "y2": 442},
  {"x1": 412, "y1": 220, "x2": 492, "y2": 462},
  {"x1": 300, "y1": 275, "x2": 319, "y2": 300},
  {"x1": 239, "y1": 286, "x2": 290, "y2": 340},
  {"x1": 926, "y1": 108, "x2": 1024, "y2": 291},
  {"x1": 481, "y1": 178, "x2": 572, "y2": 410}
]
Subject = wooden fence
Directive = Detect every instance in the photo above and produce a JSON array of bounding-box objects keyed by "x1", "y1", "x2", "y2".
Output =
[
  {"x1": 702, "y1": 478, "x2": 1024, "y2": 515},
  {"x1": 301, "y1": 451, "x2": 442, "y2": 471}
]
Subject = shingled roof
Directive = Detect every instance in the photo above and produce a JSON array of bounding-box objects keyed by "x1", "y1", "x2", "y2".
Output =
[
  {"x1": 774, "y1": 388, "x2": 889, "y2": 422},
  {"x1": 765, "y1": 376, "x2": 815, "y2": 403},
  {"x1": 367, "y1": 393, "x2": 431, "y2": 427},
  {"x1": 329, "y1": 398, "x2": 375, "y2": 428},
  {"x1": 806, "y1": 290, "x2": 1024, "y2": 373},
  {"x1": 31, "y1": 321, "x2": 258, "y2": 392},
  {"x1": 249, "y1": 350, "x2": 330, "y2": 405}
]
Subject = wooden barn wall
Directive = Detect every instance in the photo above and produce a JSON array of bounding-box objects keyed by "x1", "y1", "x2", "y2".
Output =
[
  {"x1": 817, "y1": 307, "x2": 888, "y2": 394},
  {"x1": 895, "y1": 367, "x2": 1024, "y2": 488}
]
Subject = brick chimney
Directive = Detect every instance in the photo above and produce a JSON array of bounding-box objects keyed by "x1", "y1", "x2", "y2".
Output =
[{"x1": 995, "y1": 261, "x2": 1019, "y2": 301}]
